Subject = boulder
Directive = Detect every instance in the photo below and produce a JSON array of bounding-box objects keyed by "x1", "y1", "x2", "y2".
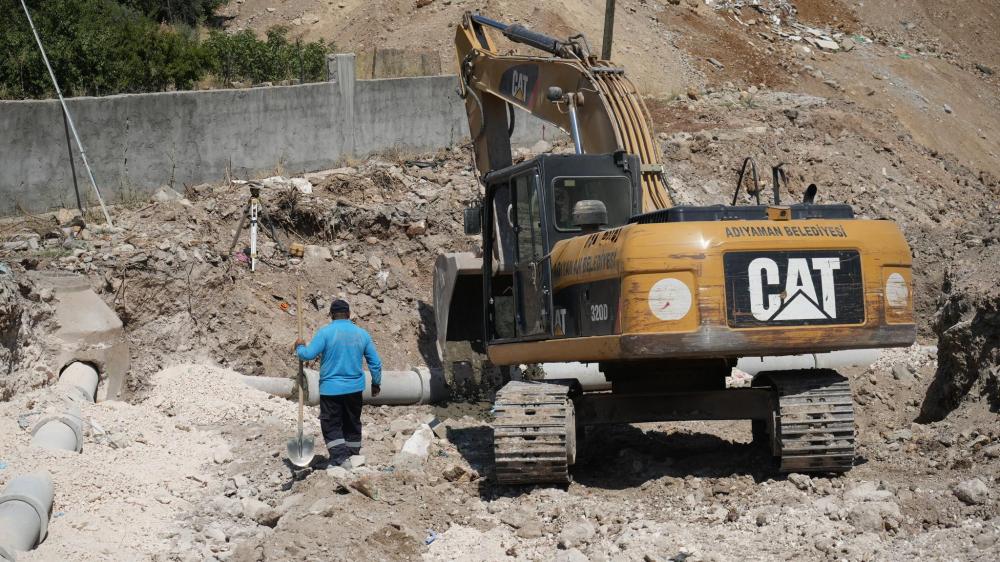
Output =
[{"x1": 953, "y1": 479, "x2": 989, "y2": 505}]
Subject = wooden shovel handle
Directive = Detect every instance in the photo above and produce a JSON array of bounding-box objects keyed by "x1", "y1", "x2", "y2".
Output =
[{"x1": 296, "y1": 283, "x2": 304, "y2": 340}]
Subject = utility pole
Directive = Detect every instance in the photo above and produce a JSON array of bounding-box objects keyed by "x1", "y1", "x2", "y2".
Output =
[
  {"x1": 602, "y1": 0, "x2": 616, "y2": 60},
  {"x1": 20, "y1": 0, "x2": 113, "y2": 226}
]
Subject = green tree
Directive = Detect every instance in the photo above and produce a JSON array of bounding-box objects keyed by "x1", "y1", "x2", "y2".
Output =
[
  {"x1": 0, "y1": 1, "x2": 331, "y2": 99},
  {"x1": 0, "y1": 0, "x2": 205, "y2": 98},
  {"x1": 116, "y1": 0, "x2": 225, "y2": 25}
]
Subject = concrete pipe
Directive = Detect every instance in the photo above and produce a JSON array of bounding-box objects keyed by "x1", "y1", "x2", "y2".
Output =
[
  {"x1": 30, "y1": 405, "x2": 84, "y2": 453},
  {"x1": 362, "y1": 367, "x2": 448, "y2": 405},
  {"x1": 540, "y1": 362, "x2": 612, "y2": 391},
  {"x1": 241, "y1": 367, "x2": 447, "y2": 406},
  {"x1": 0, "y1": 471, "x2": 54, "y2": 562},
  {"x1": 736, "y1": 348, "x2": 882, "y2": 375},
  {"x1": 537, "y1": 351, "x2": 882, "y2": 390},
  {"x1": 58, "y1": 362, "x2": 99, "y2": 403}
]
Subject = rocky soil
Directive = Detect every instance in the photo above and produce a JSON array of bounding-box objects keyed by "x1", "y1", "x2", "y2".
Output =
[{"x1": 1, "y1": 0, "x2": 998, "y2": 560}]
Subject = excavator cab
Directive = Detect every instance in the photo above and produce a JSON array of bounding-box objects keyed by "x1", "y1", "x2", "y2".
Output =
[{"x1": 476, "y1": 153, "x2": 641, "y2": 345}]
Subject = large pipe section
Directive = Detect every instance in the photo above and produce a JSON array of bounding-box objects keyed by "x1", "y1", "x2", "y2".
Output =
[
  {"x1": 241, "y1": 367, "x2": 447, "y2": 407},
  {"x1": 0, "y1": 471, "x2": 54, "y2": 562},
  {"x1": 57, "y1": 362, "x2": 98, "y2": 402},
  {"x1": 29, "y1": 361, "x2": 94, "y2": 453},
  {"x1": 736, "y1": 348, "x2": 882, "y2": 375},
  {"x1": 30, "y1": 405, "x2": 84, "y2": 453},
  {"x1": 540, "y1": 362, "x2": 612, "y2": 391}
]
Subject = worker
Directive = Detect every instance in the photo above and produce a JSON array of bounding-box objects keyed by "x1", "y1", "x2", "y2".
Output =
[{"x1": 295, "y1": 299, "x2": 382, "y2": 468}]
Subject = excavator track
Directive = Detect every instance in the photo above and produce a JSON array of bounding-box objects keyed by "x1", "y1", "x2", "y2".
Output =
[
  {"x1": 767, "y1": 370, "x2": 856, "y2": 473},
  {"x1": 492, "y1": 381, "x2": 575, "y2": 485}
]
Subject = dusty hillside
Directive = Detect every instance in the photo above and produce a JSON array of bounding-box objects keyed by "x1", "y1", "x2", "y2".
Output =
[{"x1": 222, "y1": 0, "x2": 1000, "y2": 178}]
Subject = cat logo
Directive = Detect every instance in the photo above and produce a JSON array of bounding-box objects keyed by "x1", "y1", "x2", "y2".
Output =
[
  {"x1": 511, "y1": 70, "x2": 529, "y2": 102},
  {"x1": 749, "y1": 257, "x2": 840, "y2": 321},
  {"x1": 724, "y1": 250, "x2": 864, "y2": 327},
  {"x1": 500, "y1": 64, "x2": 538, "y2": 106}
]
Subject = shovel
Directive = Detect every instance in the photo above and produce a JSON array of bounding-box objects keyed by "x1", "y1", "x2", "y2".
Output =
[{"x1": 286, "y1": 283, "x2": 315, "y2": 467}]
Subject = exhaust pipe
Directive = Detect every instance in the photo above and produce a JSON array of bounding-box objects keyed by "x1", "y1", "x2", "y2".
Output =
[{"x1": 0, "y1": 471, "x2": 54, "y2": 562}]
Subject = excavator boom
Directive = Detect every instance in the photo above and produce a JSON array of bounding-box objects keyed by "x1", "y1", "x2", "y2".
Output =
[{"x1": 455, "y1": 13, "x2": 671, "y2": 210}]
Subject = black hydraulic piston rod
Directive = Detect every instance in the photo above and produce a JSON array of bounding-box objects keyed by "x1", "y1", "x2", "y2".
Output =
[{"x1": 470, "y1": 14, "x2": 562, "y2": 55}]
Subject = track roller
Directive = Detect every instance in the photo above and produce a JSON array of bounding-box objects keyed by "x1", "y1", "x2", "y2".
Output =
[
  {"x1": 492, "y1": 381, "x2": 576, "y2": 485},
  {"x1": 759, "y1": 369, "x2": 856, "y2": 473}
]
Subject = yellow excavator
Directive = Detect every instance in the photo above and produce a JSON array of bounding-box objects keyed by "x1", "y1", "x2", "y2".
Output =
[{"x1": 434, "y1": 13, "x2": 915, "y2": 484}]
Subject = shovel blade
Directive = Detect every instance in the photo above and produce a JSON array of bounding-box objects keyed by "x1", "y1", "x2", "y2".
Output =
[{"x1": 286, "y1": 436, "x2": 316, "y2": 468}]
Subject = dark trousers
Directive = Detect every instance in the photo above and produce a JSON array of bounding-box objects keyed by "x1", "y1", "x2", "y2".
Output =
[{"x1": 319, "y1": 392, "x2": 363, "y2": 464}]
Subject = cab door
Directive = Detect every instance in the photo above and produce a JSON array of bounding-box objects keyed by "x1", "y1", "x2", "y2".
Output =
[{"x1": 511, "y1": 171, "x2": 553, "y2": 339}]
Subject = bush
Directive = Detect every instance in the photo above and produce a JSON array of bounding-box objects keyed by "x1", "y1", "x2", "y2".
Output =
[
  {"x1": 203, "y1": 27, "x2": 329, "y2": 86},
  {"x1": 0, "y1": 1, "x2": 331, "y2": 99}
]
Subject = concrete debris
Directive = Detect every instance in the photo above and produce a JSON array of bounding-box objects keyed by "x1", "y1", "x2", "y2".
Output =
[
  {"x1": 530, "y1": 139, "x2": 553, "y2": 154},
  {"x1": 304, "y1": 244, "x2": 333, "y2": 263},
  {"x1": 847, "y1": 501, "x2": 901, "y2": 532},
  {"x1": 260, "y1": 175, "x2": 313, "y2": 194},
  {"x1": 152, "y1": 186, "x2": 184, "y2": 202},
  {"x1": 844, "y1": 481, "x2": 894, "y2": 503},
  {"x1": 345, "y1": 454, "x2": 366, "y2": 469},
  {"x1": 326, "y1": 466, "x2": 350, "y2": 480},
  {"x1": 557, "y1": 520, "x2": 596, "y2": 549},
  {"x1": 393, "y1": 426, "x2": 434, "y2": 468},
  {"x1": 892, "y1": 362, "x2": 915, "y2": 384},
  {"x1": 787, "y1": 473, "x2": 812, "y2": 491},
  {"x1": 241, "y1": 498, "x2": 280, "y2": 527}
]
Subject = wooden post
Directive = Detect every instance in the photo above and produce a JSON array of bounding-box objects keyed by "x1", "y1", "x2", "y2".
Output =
[{"x1": 602, "y1": 0, "x2": 616, "y2": 60}]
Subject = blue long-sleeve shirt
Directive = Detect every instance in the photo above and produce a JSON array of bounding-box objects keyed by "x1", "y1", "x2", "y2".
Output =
[{"x1": 296, "y1": 319, "x2": 382, "y2": 396}]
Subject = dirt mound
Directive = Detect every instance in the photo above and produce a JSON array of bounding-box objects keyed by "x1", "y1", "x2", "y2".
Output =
[
  {"x1": 919, "y1": 239, "x2": 1000, "y2": 422},
  {"x1": 0, "y1": 267, "x2": 57, "y2": 399}
]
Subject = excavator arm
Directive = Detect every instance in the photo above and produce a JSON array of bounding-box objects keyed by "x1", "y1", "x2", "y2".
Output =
[{"x1": 455, "y1": 13, "x2": 672, "y2": 210}]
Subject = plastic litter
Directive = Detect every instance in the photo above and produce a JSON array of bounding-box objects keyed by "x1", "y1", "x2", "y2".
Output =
[{"x1": 424, "y1": 530, "x2": 439, "y2": 545}]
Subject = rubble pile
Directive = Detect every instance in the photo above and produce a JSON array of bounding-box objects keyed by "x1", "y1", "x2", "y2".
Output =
[{"x1": 0, "y1": 147, "x2": 482, "y2": 393}]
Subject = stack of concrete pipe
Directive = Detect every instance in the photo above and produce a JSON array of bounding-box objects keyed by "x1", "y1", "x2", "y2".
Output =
[{"x1": 0, "y1": 361, "x2": 97, "y2": 560}]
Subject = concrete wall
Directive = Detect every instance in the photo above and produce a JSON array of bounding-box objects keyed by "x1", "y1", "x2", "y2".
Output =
[{"x1": 0, "y1": 68, "x2": 560, "y2": 216}]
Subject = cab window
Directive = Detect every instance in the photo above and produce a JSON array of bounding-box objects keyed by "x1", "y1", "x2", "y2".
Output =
[{"x1": 552, "y1": 176, "x2": 632, "y2": 231}]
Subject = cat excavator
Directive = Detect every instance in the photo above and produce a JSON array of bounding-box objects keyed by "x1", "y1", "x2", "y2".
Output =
[{"x1": 433, "y1": 13, "x2": 916, "y2": 485}]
